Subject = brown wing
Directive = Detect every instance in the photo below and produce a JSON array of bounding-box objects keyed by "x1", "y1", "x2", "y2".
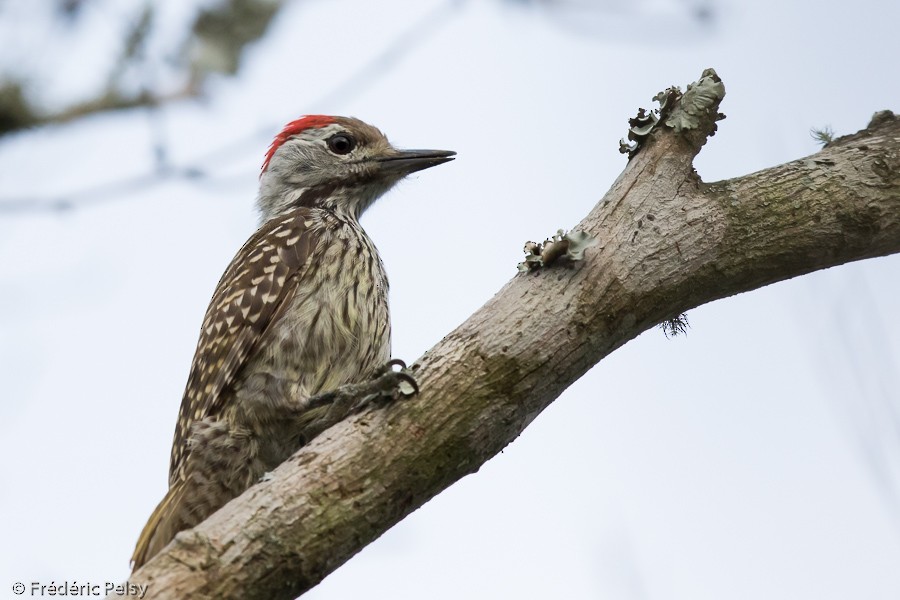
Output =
[{"x1": 169, "y1": 208, "x2": 319, "y2": 483}]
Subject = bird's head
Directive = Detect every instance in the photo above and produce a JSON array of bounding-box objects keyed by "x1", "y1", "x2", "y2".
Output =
[{"x1": 257, "y1": 115, "x2": 455, "y2": 222}]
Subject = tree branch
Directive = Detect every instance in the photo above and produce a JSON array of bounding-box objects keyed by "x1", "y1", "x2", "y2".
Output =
[
  {"x1": 125, "y1": 69, "x2": 900, "y2": 599},
  {"x1": 0, "y1": 0, "x2": 287, "y2": 137}
]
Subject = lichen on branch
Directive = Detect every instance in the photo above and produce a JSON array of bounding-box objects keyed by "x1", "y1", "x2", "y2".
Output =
[{"x1": 619, "y1": 67, "x2": 726, "y2": 158}]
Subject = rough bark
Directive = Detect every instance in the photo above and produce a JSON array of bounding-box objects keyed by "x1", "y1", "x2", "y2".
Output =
[{"x1": 125, "y1": 70, "x2": 900, "y2": 599}]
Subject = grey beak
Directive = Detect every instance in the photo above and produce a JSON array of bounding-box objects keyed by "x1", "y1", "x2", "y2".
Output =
[{"x1": 378, "y1": 149, "x2": 456, "y2": 176}]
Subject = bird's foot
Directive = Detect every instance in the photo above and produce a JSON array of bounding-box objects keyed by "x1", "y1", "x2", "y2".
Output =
[
  {"x1": 369, "y1": 358, "x2": 419, "y2": 399},
  {"x1": 298, "y1": 359, "x2": 418, "y2": 443}
]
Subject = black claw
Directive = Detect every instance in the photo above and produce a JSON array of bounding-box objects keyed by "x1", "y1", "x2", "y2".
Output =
[
  {"x1": 373, "y1": 358, "x2": 411, "y2": 379},
  {"x1": 384, "y1": 358, "x2": 407, "y2": 371},
  {"x1": 394, "y1": 371, "x2": 419, "y2": 395}
]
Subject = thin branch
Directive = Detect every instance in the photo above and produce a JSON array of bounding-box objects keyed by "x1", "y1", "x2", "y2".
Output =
[{"x1": 0, "y1": 0, "x2": 288, "y2": 138}]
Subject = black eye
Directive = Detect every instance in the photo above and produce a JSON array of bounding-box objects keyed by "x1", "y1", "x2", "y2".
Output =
[{"x1": 327, "y1": 133, "x2": 356, "y2": 155}]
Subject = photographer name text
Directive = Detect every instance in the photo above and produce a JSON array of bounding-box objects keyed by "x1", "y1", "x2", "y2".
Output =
[{"x1": 12, "y1": 581, "x2": 148, "y2": 598}]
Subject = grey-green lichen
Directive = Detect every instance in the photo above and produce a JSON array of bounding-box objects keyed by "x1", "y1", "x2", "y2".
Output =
[
  {"x1": 619, "y1": 68, "x2": 726, "y2": 158},
  {"x1": 664, "y1": 69, "x2": 725, "y2": 132},
  {"x1": 518, "y1": 229, "x2": 598, "y2": 272}
]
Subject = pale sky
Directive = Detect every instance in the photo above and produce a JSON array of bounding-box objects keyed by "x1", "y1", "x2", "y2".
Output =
[{"x1": 1, "y1": 1, "x2": 899, "y2": 598}]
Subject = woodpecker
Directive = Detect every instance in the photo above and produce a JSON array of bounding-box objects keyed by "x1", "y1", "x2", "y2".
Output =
[{"x1": 131, "y1": 116, "x2": 454, "y2": 570}]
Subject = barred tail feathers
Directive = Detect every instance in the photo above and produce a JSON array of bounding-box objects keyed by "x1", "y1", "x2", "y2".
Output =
[{"x1": 131, "y1": 480, "x2": 186, "y2": 571}]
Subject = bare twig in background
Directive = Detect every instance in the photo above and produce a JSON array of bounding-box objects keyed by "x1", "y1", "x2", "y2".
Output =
[{"x1": 0, "y1": 0, "x2": 288, "y2": 138}]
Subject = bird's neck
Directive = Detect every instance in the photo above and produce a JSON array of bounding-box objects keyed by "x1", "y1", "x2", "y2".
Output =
[{"x1": 257, "y1": 176, "x2": 394, "y2": 224}]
